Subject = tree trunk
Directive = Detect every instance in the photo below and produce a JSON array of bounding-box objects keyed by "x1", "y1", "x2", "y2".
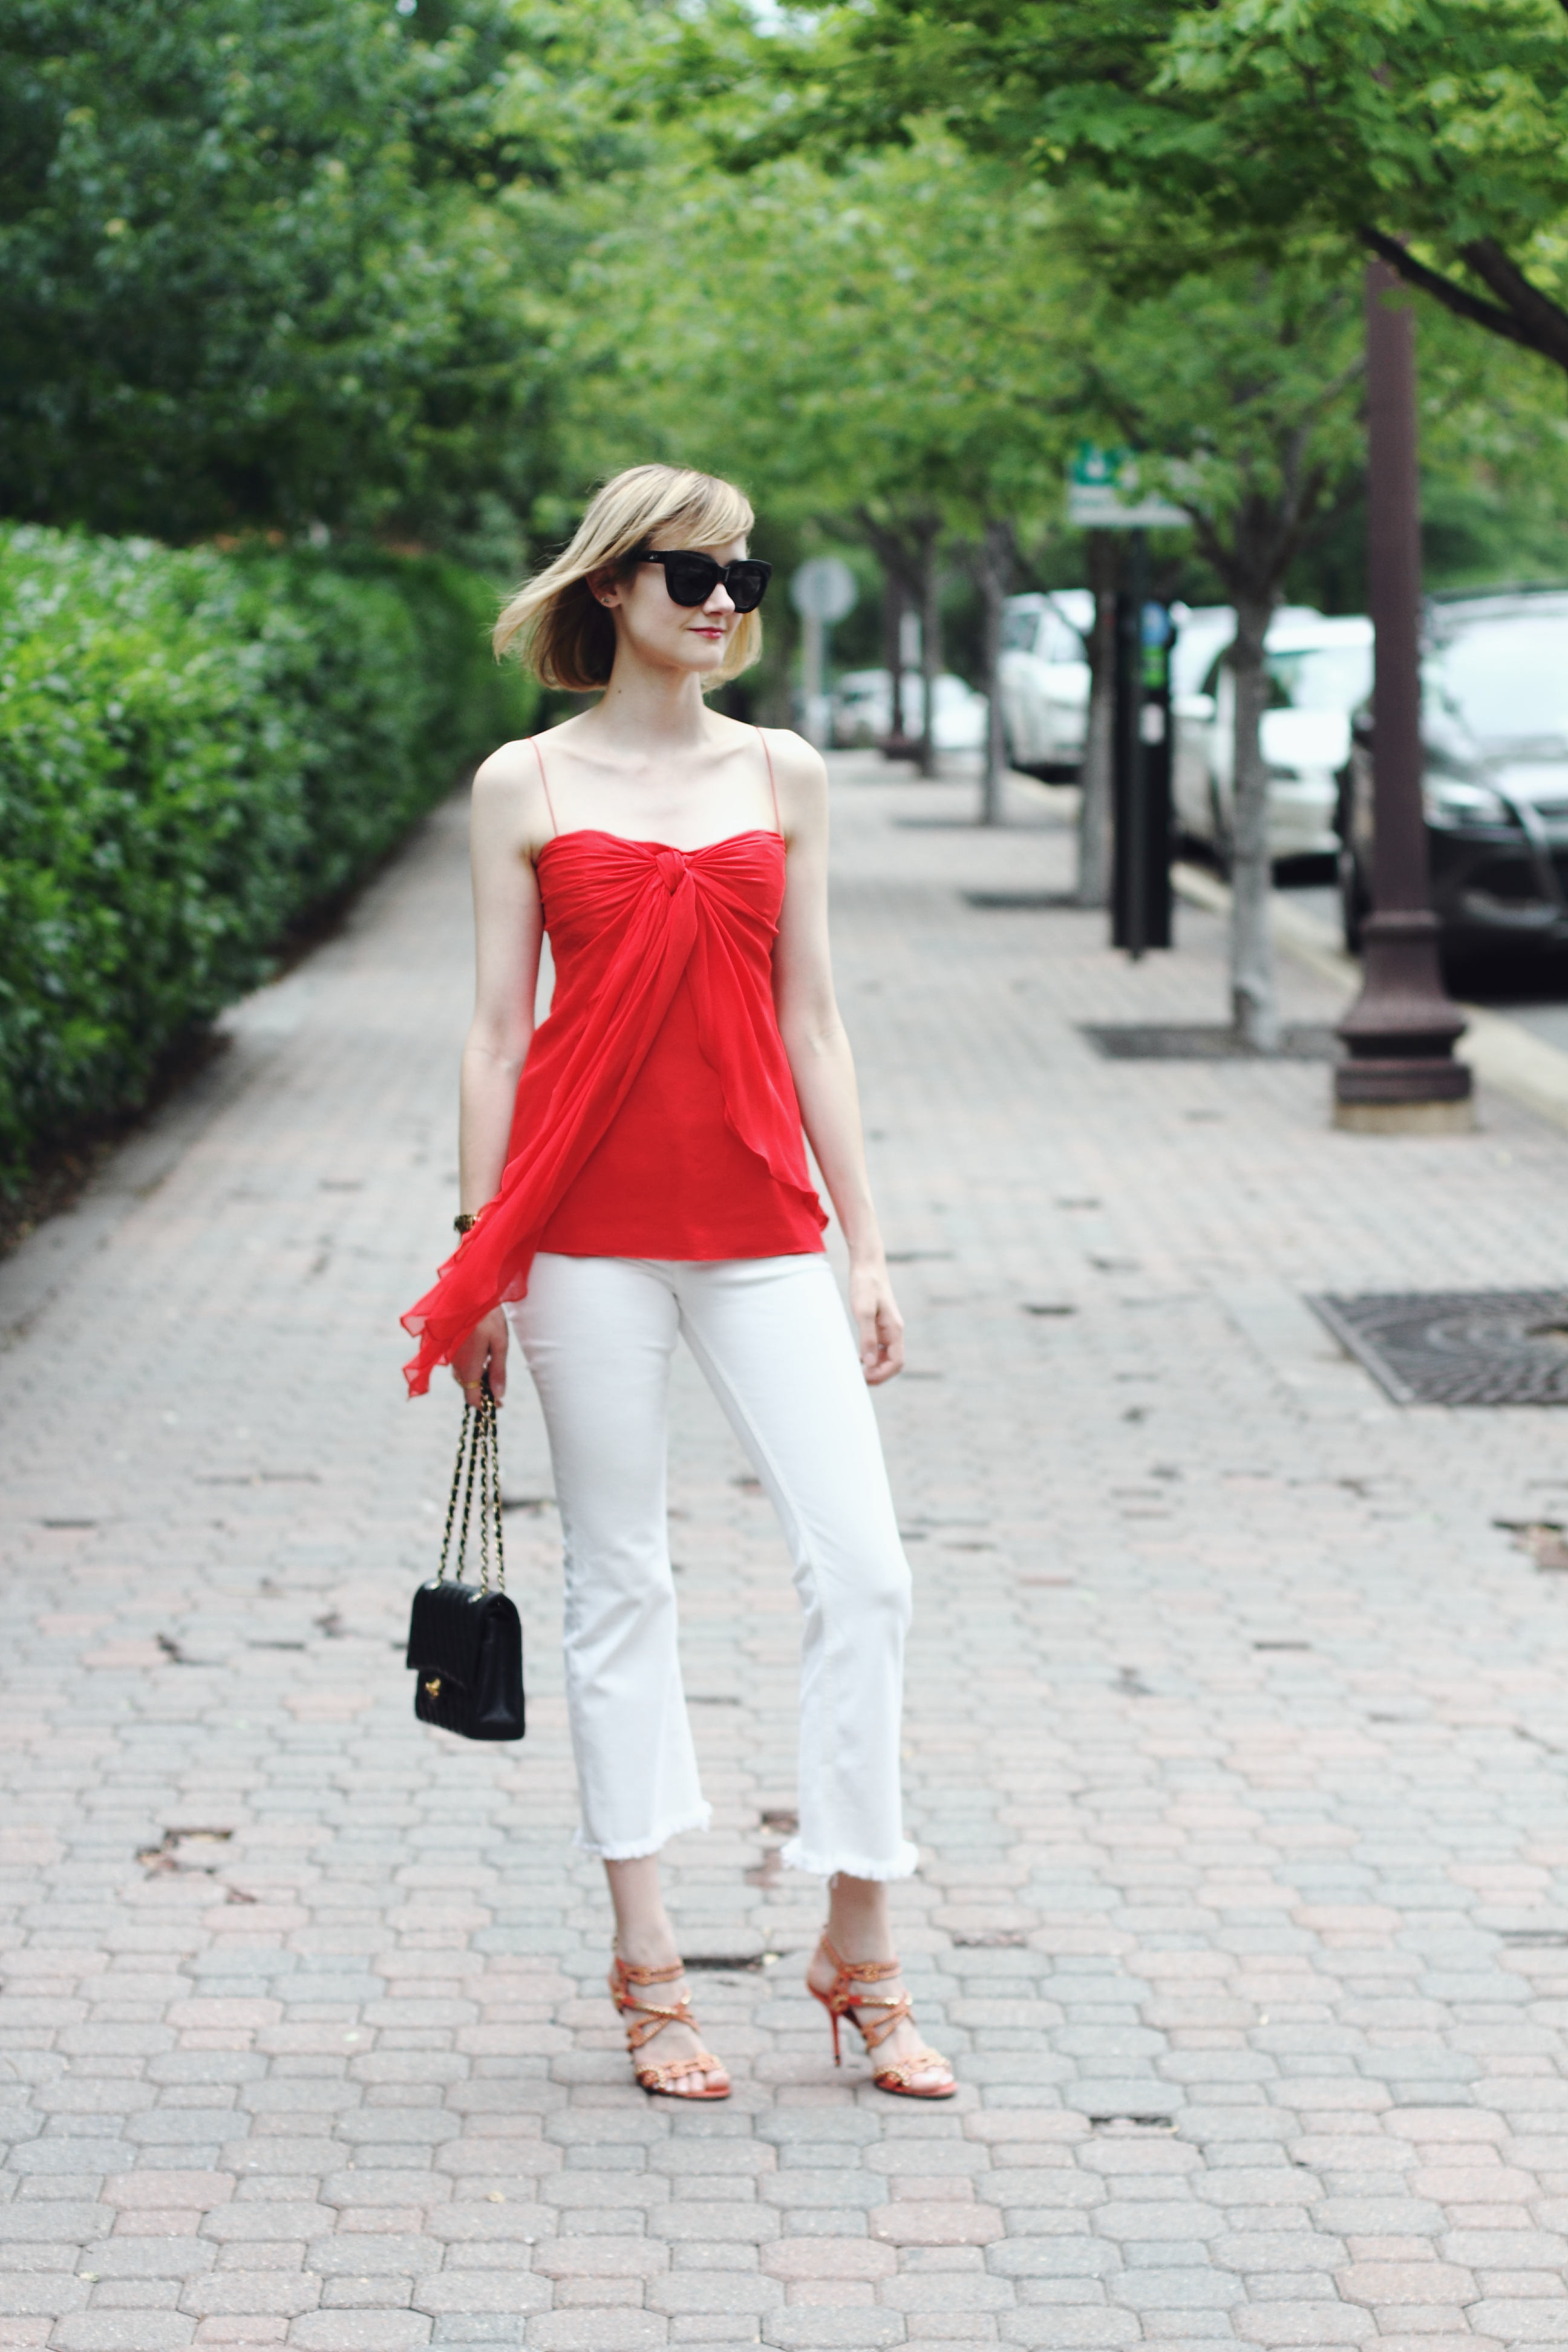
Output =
[
  {"x1": 915, "y1": 520, "x2": 941, "y2": 777},
  {"x1": 1077, "y1": 531, "x2": 1117, "y2": 908},
  {"x1": 855, "y1": 508, "x2": 921, "y2": 749},
  {"x1": 1229, "y1": 592, "x2": 1279, "y2": 1048},
  {"x1": 976, "y1": 519, "x2": 1011, "y2": 825},
  {"x1": 881, "y1": 564, "x2": 907, "y2": 742}
]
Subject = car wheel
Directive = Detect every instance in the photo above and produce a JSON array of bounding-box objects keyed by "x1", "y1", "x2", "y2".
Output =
[{"x1": 1338, "y1": 844, "x2": 1367, "y2": 954}]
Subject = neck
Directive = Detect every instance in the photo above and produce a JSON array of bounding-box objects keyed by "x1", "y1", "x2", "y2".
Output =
[{"x1": 584, "y1": 650, "x2": 717, "y2": 753}]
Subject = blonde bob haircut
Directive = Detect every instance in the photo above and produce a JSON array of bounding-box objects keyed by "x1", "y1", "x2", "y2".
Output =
[{"x1": 494, "y1": 465, "x2": 761, "y2": 693}]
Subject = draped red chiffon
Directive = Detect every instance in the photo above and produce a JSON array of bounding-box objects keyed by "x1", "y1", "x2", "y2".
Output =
[{"x1": 400, "y1": 828, "x2": 826, "y2": 1397}]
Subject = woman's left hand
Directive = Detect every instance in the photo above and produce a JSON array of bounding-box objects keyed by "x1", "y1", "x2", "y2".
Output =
[{"x1": 849, "y1": 1261, "x2": 904, "y2": 1386}]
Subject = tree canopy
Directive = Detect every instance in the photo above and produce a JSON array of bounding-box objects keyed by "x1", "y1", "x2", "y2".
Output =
[
  {"x1": 707, "y1": 0, "x2": 1568, "y2": 377},
  {"x1": 0, "y1": 0, "x2": 635, "y2": 543}
]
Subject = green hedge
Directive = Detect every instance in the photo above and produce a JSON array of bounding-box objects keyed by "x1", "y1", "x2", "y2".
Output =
[{"x1": 0, "y1": 526, "x2": 535, "y2": 1187}]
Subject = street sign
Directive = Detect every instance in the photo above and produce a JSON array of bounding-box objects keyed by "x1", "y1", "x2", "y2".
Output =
[
  {"x1": 1067, "y1": 442, "x2": 1189, "y2": 531},
  {"x1": 790, "y1": 556, "x2": 858, "y2": 623}
]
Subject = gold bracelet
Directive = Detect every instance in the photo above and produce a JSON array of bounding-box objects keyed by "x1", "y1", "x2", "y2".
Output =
[{"x1": 454, "y1": 1212, "x2": 477, "y2": 1234}]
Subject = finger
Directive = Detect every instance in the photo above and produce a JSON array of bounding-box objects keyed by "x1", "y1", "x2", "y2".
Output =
[{"x1": 488, "y1": 1321, "x2": 509, "y2": 1406}]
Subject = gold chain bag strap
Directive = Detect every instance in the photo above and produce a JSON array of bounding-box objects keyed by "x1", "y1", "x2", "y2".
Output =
[{"x1": 405, "y1": 1373, "x2": 524, "y2": 1740}]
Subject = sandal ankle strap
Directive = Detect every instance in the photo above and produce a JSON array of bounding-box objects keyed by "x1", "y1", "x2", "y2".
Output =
[
  {"x1": 612, "y1": 1952, "x2": 685, "y2": 1989},
  {"x1": 818, "y1": 1931, "x2": 903, "y2": 1985}
]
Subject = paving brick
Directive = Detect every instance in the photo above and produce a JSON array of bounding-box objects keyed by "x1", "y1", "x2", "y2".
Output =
[
  {"x1": 1333, "y1": 2262, "x2": 1474, "y2": 2306},
  {"x1": 902, "y1": 2324, "x2": 999, "y2": 2345},
  {"x1": 284, "y1": 2321, "x2": 432, "y2": 2350},
  {"x1": 870, "y1": 2209, "x2": 1004, "y2": 2249},
  {"x1": 1237, "y1": 2304, "x2": 1380, "y2": 2347},
  {"x1": 524, "y1": 2320, "x2": 667, "y2": 2350},
  {"x1": 648, "y1": 2279, "x2": 782, "y2": 2316},
  {"x1": 996, "y1": 2314, "x2": 1138, "y2": 2347},
  {"x1": 414, "y1": 2280, "x2": 552, "y2": 2314},
  {"x1": 191, "y1": 2328, "x2": 290, "y2": 2346},
  {"x1": 531, "y1": 2244, "x2": 670, "y2": 2280},
  {"x1": 50, "y1": 2324, "x2": 198, "y2": 2351},
  {"x1": 762, "y1": 2243, "x2": 896, "y2": 2283},
  {"x1": 877, "y1": 2278, "x2": 1014, "y2": 2313},
  {"x1": 760, "y1": 2318, "x2": 903, "y2": 2349}
]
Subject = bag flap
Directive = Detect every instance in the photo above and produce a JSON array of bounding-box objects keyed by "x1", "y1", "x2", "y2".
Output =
[{"x1": 407, "y1": 1579, "x2": 500, "y2": 1685}]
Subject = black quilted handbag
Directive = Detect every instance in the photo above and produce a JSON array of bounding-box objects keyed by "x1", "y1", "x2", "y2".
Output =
[{"x1": 407, "y1": 1374, "x2": 524, "y2": 1742}]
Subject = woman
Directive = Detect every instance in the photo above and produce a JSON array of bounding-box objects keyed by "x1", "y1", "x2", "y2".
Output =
[{"x1": 402, "y1": 464, "x2": 952, "y2": 2102}]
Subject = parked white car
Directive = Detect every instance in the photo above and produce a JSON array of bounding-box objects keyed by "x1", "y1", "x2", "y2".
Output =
[
  {"x1": 1174, "y1": 609, "x2": 1370, "y2": 863},
  {"x1": 997, "y1": 591, "x2": 1093, "y2": 773},
  {"x1": 830, "y1": 668, "x2": 989, "y2": 753}
]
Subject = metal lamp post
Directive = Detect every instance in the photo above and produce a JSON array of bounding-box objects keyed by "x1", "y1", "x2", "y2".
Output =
[{"x1": 1333, "y1": 261, "x2": 1473, "y2": 1131}]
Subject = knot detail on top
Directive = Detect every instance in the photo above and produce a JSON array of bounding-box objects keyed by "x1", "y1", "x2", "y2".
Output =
[{"x1": 400, "y1": 826, "x2": 826, "y2": 1396}]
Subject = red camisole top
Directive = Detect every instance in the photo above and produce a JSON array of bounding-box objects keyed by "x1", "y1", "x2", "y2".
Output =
[{"x1": 401, "y1": 730, "x2": 827, "y2": 1396}]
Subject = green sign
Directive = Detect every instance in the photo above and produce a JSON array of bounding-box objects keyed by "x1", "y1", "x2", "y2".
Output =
[{"x1": 1067, "y1": 442, "x2": 1188, "y2": 531}]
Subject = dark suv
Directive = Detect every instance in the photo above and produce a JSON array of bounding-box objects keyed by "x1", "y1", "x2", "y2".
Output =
[{"x1": 1338, "y1": 587, "x2": 1568, "y2": 956}]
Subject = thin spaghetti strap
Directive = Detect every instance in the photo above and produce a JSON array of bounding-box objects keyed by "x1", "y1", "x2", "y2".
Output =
[
  {"x1": 756, "y1": 726, "x2": 782, "y2": 836},
  {"x1": 530, "y1": 736, "x2": 559, "y2": 837}
]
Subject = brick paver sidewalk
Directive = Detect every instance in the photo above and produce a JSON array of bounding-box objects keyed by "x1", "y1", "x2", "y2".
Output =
[{"x1": 4, "y1": 754, "x2": 1568, "y2": 2352}]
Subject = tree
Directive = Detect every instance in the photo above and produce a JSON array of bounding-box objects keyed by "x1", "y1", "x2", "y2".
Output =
[
  {"x1": 1161, "y1": 3, "x2": 1568, "y2": 375},
  {"x1": 0, "y1": 0, "x2": 633, "y2": 543},
  {"x1": 714, "y1": 0, "x2": 1568, "y2": 382},
  {"x1": 1086, "y1": 240, "x2": 1367, "y2": 1043}
]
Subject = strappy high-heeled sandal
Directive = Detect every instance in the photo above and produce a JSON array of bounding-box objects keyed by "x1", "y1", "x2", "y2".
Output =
[
  {"x1": 607, "y1": 1953, "x2": 731, "y2": 2100},
  {"x1": 808, "y1": 1932, "x2": 956, "y2": 2099}
]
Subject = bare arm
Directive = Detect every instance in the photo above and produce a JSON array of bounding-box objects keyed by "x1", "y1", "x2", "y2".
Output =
[
  {"x1": 769, "y1": 732, "x2": 904, "y2": 1385},
  {"x1": 451, "y1": 743, "x2": 547, "y2": 1400}
]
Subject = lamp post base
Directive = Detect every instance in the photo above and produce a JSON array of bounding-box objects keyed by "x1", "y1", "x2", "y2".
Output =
[
  {"x1": 1333, "y1": 909, "x2": 1474, "y2": 1130},
  {"x1": 1332, "y1": 1094, "x2": 1475, "y2": 1135}
]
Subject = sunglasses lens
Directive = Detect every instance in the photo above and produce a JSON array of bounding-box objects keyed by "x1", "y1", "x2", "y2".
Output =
[
  {"x1": 727, "y1": 564, "x2": 769, "y2": 613},
  {"x1": 663, "y1": 557, "x2": 719, "y2": 606}
]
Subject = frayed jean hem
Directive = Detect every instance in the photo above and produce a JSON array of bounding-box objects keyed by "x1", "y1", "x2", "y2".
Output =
[
  {"x1": 572, "y1": 1802, "x2": 713, "y2": 1863},
  {"x1": 780, "y1": 1835, "x2": 919, "y2": 1882}
]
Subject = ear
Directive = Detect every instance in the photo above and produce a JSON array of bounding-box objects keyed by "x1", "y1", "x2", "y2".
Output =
[{"x1": 587, "y1": 566, "x2": 622, "y2": 610}]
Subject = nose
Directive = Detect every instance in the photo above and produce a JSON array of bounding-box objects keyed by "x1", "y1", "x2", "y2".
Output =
[{"x1": 704, "y1": 581, "x2": 736, "y2": 616}]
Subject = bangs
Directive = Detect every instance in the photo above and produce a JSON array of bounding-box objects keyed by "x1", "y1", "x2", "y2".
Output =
[{"x1": 647, "y1": 477, "x2": 755, "y2": 553}]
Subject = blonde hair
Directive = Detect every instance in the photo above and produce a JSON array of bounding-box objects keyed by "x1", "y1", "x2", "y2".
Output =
[{"x1": 495, "y1": 465, "x2": 762, "y2": 692}]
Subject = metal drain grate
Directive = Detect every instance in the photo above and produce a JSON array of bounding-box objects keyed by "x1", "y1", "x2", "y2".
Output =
[
  {"x1": 1081, "y1": 1023, "x2": 1338, "y2": 1060},
  {"x1": 1310, "y1": 1291, "x2": 1568, "y2": 1405}
]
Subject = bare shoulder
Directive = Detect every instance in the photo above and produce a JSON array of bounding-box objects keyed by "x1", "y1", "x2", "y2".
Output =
[
  {"x1": 472, "y1": 735, "x2": 549, "y2": 852},
  {"x1": 758, "y1": 727, "x2": 828, "y2": 837},
  {"x1": 473, "y1": 736, "x2": 540, "y2": 798}
]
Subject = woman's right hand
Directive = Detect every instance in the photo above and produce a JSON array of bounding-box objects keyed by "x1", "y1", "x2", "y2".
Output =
[{"x1": 451, "y1": 1307, "x2": 509, "y2": 1405}]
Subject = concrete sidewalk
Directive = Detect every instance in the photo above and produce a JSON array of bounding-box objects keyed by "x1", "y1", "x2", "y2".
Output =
[{"x1": 4, "y1": 753, "x2": 1568, "y2": 2351}]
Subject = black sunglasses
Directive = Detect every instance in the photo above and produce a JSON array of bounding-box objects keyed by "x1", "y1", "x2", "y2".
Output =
[{"x1": 640, "y1": 550, "x2": 773, "y2": 613}]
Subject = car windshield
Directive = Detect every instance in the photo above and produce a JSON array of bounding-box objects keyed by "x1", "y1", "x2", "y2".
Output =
[
  {"x1": 1433, "y1": 613, "x2": 1568, "y2": 746},
  {"x1": 1001, "y1": 610, "x2": 1039, "y2": 653},
  {"x1": 1265, "y1": 644, "x2": 1371, "y2": 713}
]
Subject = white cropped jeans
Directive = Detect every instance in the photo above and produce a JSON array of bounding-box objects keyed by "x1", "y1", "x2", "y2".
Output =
[{"x1": 508, "y1": 1252, "x2": 916, "y2": 1879}]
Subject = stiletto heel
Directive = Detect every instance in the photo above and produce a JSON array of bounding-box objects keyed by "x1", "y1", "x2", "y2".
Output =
[
  {"x1": 608, "y1": 1953, "x2": 731, "y2": 2100},
  {"x1": 808, "y1": 1932, "x2": 956, "y2": 2099}
]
